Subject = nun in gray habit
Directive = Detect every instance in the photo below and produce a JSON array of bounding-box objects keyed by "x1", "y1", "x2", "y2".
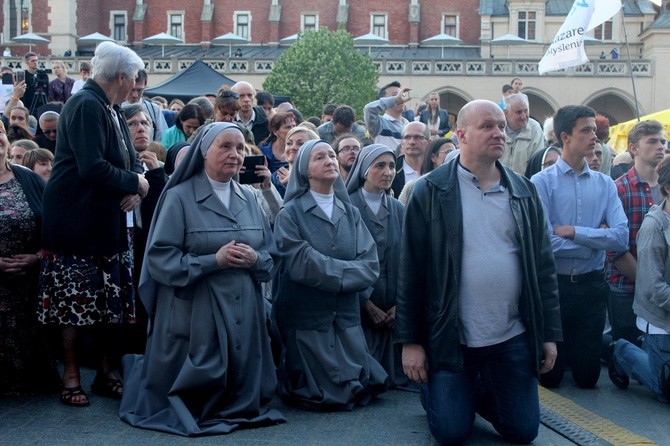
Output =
[
  {"x1": 119, "y1": 123, "x2": 285, "y2": 436},
  {"x1": 345, "y1": 144, "x2": 411, "y2": 390},
  {"x1": 273, "y1": 139, "x2": 388, "y2": 410}
]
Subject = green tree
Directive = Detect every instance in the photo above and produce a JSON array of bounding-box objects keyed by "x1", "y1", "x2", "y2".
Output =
[{"x1": 263, "y1": 28, "x2": 378, "y2": 120}]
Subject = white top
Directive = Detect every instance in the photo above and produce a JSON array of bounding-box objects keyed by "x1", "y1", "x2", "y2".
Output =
[
  {"x1": 404, "y1": 161, "x2": 420, "y2": 183},
  {"x1": 208, "y1": 175, "x2": 232, "y2": 208},
  {"x1": 71, "y1": 79, "x2": 86, "y2": 95},
  {"x1": 427, "y1": 116, "x2": 441, "y2": 140},
  {"x1": 637, "y1": 317, "x2": 670, "y2": 335},
  {"x1": 310, "y1": 190, "x2": 334, "y2": 220},
  {"x1": 362, "y1": 188, "x2": 383, "y2": 215}
]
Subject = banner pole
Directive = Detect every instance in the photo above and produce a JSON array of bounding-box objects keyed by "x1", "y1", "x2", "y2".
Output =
[{"x1": 620, "y1": 9, "x2": 641, "y2": 121}]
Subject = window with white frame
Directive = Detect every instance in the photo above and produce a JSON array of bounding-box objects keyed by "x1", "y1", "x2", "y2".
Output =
[
  {"x1": 593, "y1": 20, "x2": 613, "y2": 40},
  {"x1": 442, "y1": 14, "x2": 459, "y2": 38},
  {"x1": 302, "y1": 13, "x2": 318, "y2": 32},
  {"x1": 235, "y1": 12, "x2": 251, "y2": 40},
  {"x1": 110, "y1": 11, "x2": 127, "y2": 42},
  {"x1": 168, "y1": 12, "x2": 184, "y2": 40},
  {"x1": 517, "y1": 11, "x2": 536, "y2": 40},
  {"x1": 371, "y1": 14, "x2": 387, "y2": 39}
]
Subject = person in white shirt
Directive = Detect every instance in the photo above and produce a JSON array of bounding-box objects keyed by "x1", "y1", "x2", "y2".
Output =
[
  {"x1": 71, "y1": 62, "x2": 91, "y2": 95},
  {"x1": 390, "y1": 121, "x2": 429, "y2": 197}
]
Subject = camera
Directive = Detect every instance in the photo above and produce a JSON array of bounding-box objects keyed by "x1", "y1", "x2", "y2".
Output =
[{"x1": 35, "y1": 68, "x2": 52, "y2": 91}]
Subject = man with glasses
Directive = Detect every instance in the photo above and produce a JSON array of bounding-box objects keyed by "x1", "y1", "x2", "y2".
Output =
[
  {"x1": 122, "y1": 103, "x2": 168, "y2": 351},
  {"x1": 332, "y1": 134, "x2": 362, "y2": 182},
  {"x1": 391, "y1": 121, "x2": 429, "y2": 197},
  {"x1": 34, "y1": 111, "x2": 59, "y2": 153},
  {"x1": 123, "y1": 69, "x2": 167, "y2": 142}
]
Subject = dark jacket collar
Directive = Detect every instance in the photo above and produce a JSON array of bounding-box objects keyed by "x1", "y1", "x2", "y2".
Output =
[{"x1": 424, "y1": 155, "x2": 533, "y2": 199}]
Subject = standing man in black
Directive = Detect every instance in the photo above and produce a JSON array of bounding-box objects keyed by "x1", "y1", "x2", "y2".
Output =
[{"x1": 21, "y1": 52, "x2": 41, "y2": 115}]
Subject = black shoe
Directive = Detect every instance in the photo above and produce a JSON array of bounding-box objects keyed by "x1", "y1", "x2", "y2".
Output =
[
  {"x1": 608, "y1": 342, "x2": 629, "y2": 390},
  {"x1": 660, "y1": 360, "x2": 670, "y2": 401}
]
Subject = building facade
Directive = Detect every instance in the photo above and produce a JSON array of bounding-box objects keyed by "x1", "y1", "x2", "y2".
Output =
[{"x1": 2, "y1": 0, "x2": 669, "y2": 124}]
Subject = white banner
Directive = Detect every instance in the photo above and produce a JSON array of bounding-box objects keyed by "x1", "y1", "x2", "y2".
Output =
[
  {"x1": 539, "y1": 0, "x2": 622, "y2": 75},
  {"x1": 587, "y1": 0, "x2": 623, "y2": 32}
]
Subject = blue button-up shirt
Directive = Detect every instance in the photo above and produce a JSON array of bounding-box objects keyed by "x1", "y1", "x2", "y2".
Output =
[{"x1": 531, "y1": 158, "x2": 628, "y2": 275}]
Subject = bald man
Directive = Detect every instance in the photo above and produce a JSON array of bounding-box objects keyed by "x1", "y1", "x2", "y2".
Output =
[
  {"x1": 231, "y1": 81, "x2": 269, "y2": 144},
  {"x1": 501, "y1": 93, "x2": 544, "y2": 176},
  {"x1": 396, "y1": 99, "x2": 561, "y2": 445}
]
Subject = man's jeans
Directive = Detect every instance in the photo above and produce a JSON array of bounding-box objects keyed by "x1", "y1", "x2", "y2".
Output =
[
  {"x1": 422, "y1": 333, "x2": 539, "y2": 445},
  {"x1": 614, "y1": 334, "x2": 670, "y2": 403}
]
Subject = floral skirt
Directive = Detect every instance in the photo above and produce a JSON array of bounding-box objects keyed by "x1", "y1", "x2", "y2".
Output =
[{"x1": 38, "y1": 231, "x2": 136, "y2": 326}]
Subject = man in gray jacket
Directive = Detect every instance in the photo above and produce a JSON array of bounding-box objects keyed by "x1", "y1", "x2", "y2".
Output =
[{"x1": 396, "y1": 99, "x2": 561, "y2": 445}]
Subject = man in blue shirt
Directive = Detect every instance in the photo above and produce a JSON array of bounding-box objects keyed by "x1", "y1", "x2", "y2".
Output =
[{"x1": 531, "y1": 105, "x2": 628, "y2": 389}]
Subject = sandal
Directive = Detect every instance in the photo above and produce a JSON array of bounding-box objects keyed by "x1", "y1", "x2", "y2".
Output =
[
  {"x1": 60, "y1": 385, "x2": 90, "y2": 407},
  {"x1": 91, "y1": 376, "x2": 123, "y2": 399}
]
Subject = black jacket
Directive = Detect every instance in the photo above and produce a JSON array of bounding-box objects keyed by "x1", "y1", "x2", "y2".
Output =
[
  {"x1": 390, "y1": 155, "x2": 406, "y2": 198},
  {"x1": 42, "y1": 79, "x2": 142, "y2": 256},
  {"x1": 394, "y1": 157, "x2": 562, "y2": 373},
  {"x1": 250, "y1": 106, "x2": 270, "y2": 146}
]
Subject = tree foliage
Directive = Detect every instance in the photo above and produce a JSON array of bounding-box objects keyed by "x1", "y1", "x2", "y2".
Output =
[{"x1": 263, "y1": 28, "x2": 378, "y2": 119}]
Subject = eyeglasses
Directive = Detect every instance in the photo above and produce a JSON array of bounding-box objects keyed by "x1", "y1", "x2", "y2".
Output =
[
  {"x1": 402, "y1": 135, "x2": 426, "y2": 141},
  {"x1": 339, "y1": 146, "x2": 361, "y2": 154},
  {"x1": 127, "y1": 120, "x2": 153, "y2": 129},
  {"x1": 219, "y1": 91, "x2": 240, "y2": 99},
  {"x1": 43, "y1": 129, "x2": 57, "y2": 135}
]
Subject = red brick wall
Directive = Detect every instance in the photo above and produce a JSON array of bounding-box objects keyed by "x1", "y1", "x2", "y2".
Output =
[
  {"x1": 68, "y1": 0, "x2": 482, "y2": 47},
  {"x1": 277, "y1": 0, "x2": 340, "y2": 38},
  {"x1": 347, "y1": 1, "x2": 410, "y2": 44},
  {"x1": 74, "y1": 0, "x2": 136, "y2": 44},
  {"x1": 419, "y1": 0, "x2": 481, "y2": 45},
  {"x1": 209, "y1": 1, "x2": 272, "y2": 44}
]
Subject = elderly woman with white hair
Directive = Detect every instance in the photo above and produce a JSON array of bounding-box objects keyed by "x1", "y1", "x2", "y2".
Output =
[
  {"x1": 120, "y1": 123, "x2": 284, "y2": 435},
  {"x1": 273, "y1": 139, "x2": 387, "y2": 410},
  {"x1": 39, "y1": 42, "x2": 149, "y2": 407}
]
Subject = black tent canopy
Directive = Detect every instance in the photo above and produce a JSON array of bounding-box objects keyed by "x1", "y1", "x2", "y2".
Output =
[{"x1": 144, "y1": 60, "x2": 236, "y2": 101}]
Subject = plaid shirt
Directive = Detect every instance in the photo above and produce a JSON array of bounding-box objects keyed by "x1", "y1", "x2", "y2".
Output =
[{"x1": 606, "y1": 167, "x2": 656, "y2": 293}]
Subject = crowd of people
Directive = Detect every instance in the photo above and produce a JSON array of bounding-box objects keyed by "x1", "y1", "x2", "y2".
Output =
[{"x1": 1, "y1": 42, "x2": 669, "y2": 445}]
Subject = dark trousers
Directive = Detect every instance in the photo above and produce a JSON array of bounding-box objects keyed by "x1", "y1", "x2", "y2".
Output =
[
  {"x1": 540, "y1": 277, "x2": 608, "y2": 389},
  {"x1": 423, "y1": 333, "x2": 539, "y2": 445},
  {"x1": 608, "y1": 286, "x2": 643, "y2": 344}
]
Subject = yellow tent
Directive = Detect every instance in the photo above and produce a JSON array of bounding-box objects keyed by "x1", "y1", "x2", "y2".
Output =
[{"x1": 609, "y1": 109, "x2": 670, "y2": 153}]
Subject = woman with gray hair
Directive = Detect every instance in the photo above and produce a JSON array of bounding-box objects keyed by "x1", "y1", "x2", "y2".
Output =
[
  {"x1": 273, "y1": 139, "x2": 387, "y2": 410},
  {"x1": 345, "y1": 144, "x2": 409, "y2": 389},
  {"x1": 39, "y1": 41, "x2": 148, "y2": 407},
  {"x1": 120, "y1": 123, "x2": 284, "y2": 435}
]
